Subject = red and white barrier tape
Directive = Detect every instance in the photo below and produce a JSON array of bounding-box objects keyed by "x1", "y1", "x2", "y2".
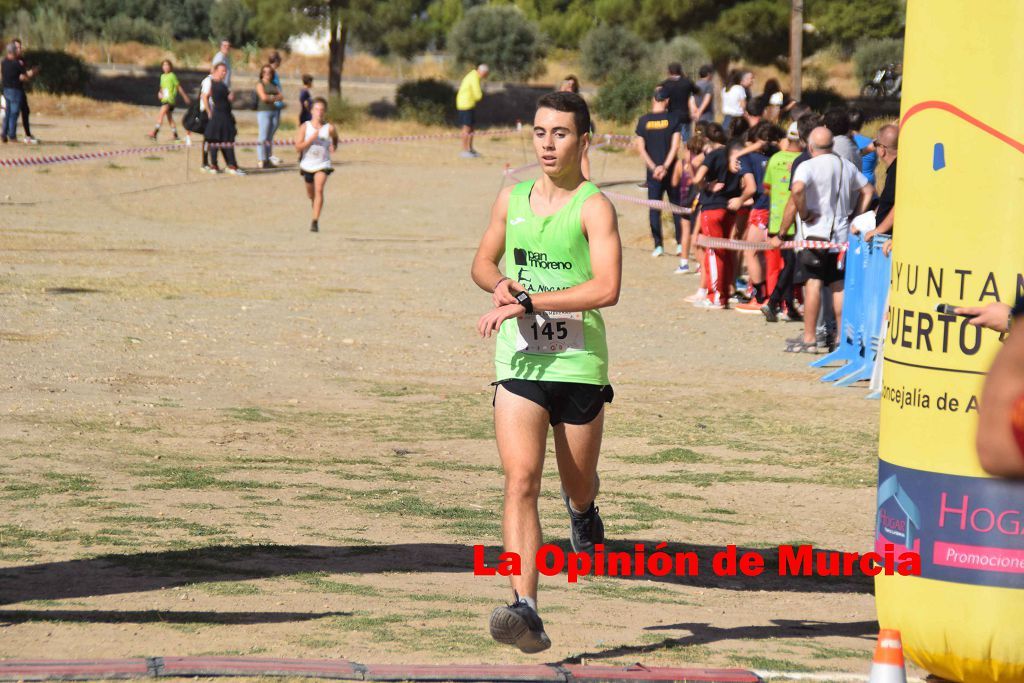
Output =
[
  {"x1": 696, "y1": 235, "x2": 846, "y2": 251},
  {"x1": 0, "y1": 142, "x2": 183, "y2": 168},
  {"x1": 0, "y1": 128, "x2": 525, "y2": 168},
  {"x1": 603, "y1": 190, "x2": 692, "y2": 215}
]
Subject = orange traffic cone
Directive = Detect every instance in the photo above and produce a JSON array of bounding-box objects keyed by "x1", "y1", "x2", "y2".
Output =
[{"x1": 869, "y1": 628, "x2": 908, "y2": 683}]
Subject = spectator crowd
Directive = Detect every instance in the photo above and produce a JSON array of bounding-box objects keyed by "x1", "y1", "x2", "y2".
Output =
[{"x1": 634, "y1": 62, "x2": 898, "y2": 353}]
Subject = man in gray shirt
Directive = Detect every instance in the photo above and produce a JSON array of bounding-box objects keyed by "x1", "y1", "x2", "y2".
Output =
[
  {"x1": 823, "y1": 108, "x2": 861, "y2": 168},
  {"x1": 211, "y1": 39, "x2": 232, "y2": 89},
  {"x1": 694, "y1": 65, "x2": 715, "y2": 123}
]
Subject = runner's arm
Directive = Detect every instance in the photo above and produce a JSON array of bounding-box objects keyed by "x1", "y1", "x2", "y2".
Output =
[
  {"x1": 177, "y1": 84, "x2": 191, "y2": 105},
  {"x1": 329, "y1": 124, "x2": 339, "y2": 151},
  {"x1": 471, "y1": 186, "x2": 512, "y2": 295},
  {"x1": 977, "y1": 323, "x2": 1024, "y2": 477},
  {"x1": 294, "y1": 123, "x2": 310, "y2": 152},
  {"x1": 529, "y1": 193, "x2": 621, "y2": 312}
]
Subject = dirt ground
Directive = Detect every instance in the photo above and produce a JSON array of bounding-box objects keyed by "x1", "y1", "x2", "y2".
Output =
[{"x1": 0, "y1": 111, "x2": 920, "y2": 680}]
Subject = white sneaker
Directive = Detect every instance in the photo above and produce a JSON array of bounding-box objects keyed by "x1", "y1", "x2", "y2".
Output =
[
  {"x1": 683, "y1": 288, "x2": 707, "y2": 303},
  {"x1": 651, "y1": 246, "x2": 664, "y2": 257},
  {"x1": 226, "y1": 167, "x2": 247, "y2": 176},
  {"x1": 675, "y1": 244, "x2": 683, "y2": 256},
  {"x1": 674, "y1": 262, "x2": 691, "y2": 274},
  {"x1": 23, "y1": 136, "x2": 38, "y2": 144},
  {"x1": 269, "y1": 155, "x2": 281, "y2": 165},
  {"x1": 696, "y1": 298, "x2": 724, "y2": 310}
]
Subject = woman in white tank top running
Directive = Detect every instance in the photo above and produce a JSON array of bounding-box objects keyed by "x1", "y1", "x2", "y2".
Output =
[{"x1": 294, "y1": 97, "x2": 339, "y2": 232}]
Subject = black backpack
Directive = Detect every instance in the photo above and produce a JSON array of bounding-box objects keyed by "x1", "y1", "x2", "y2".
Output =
[{"x1": 183, "y1": 96, "x2": 207, "y2": 134}]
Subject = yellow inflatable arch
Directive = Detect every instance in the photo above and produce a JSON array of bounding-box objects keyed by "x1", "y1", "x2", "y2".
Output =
[{"x1": 875, "y1": 1, "x2": 1024, "y2": 681}]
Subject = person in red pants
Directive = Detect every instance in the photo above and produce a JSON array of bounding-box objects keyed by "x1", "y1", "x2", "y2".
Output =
[{"x1": 692, "y1": 136, "x2": 743, "y2": 308}]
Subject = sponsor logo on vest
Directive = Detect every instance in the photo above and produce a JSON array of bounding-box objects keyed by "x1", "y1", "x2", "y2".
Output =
[
  {"x1": 509, "y1": 217, "x2": 526, "y2": 226},
  {"x1": 513, "y1": 248, "x2": 572, "y2": 270}
]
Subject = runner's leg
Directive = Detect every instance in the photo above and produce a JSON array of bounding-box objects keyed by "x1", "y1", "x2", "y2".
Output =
[
  {"x1": 494, "y1": 386, "x2": 549, "y2": 602},
  {"x1": 312, "y1": 171, "x2": 328, "y2": 221},
  {"x1": 553, "y1": 409, "x2": 604, "y2": 513}
]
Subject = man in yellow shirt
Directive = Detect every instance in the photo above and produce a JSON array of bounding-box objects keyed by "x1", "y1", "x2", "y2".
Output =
[{"x1": 456, "y1": 64, "x2": 488, "y2": 158}]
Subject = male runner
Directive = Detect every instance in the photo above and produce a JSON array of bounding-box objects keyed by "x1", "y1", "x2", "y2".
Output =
[{"x1": 471, "y1": 91, "x2": 621, "y2": 653}]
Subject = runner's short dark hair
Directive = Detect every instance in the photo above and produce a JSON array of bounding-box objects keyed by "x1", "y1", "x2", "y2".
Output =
[
  {"x1": 797, "y1": 112, "x2": 823, "y2": 143},
  {"x1": 536, "y1": 91, "x2": 591, "y2": 138},
  {"x1": 704, "y1": 122, "x2": 726, "y2": 145},
  {"x1": 698, "y1": 64, "x2": 713, "y2": 79},
  {"x1": 302, "y1": 74, "x2": 313, "y2": 86},
  {"x1": 823, "y1": 108, "x2": 851, "y2": 136},
  {"x1": 668, "y1": 62, "x2": 683, "y2": 76}
]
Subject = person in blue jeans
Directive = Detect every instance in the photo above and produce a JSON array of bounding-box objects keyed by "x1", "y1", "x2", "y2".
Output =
[
  {"x1": 268, "y1": 52, "x2": 285, "y2": 165},
  {"x1": 1, "y1": 41, "x2": 35, "y2": 143},
  {"x1": 255, "y1": 64, "x2": 283, "y2": 168}
]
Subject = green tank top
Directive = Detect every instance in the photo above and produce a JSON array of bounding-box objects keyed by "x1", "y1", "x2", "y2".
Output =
[{"x1": 494, "y1": 180, "x2": 609, "y2": 385}]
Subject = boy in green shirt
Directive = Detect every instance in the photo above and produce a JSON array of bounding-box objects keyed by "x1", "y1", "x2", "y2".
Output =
[
  {"x1": 761, "y1": 122, "x2": 803, "y2": 322},
  {"x1": 471, "y1": 92, "x2": 621, "y2": 653},
  {"x1": 149, "y1": 60, "x2": 190, "y2": 141}
]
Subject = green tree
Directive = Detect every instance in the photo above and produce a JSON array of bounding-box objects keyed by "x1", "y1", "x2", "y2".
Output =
[
  {"x1": 811, "y1": 0, "x2": 903, "y2": 54},
  {"x1": 244, "y1": 0, "x2": 311, "y2": 47},
  {"x1": 699, "y1": 0, "x2": 788, "y2": 76},
  {"x1": 594, "y1": 0, "x2": 741, "y2": 41},
  {"x1": 211, "y1": 0, "x2": 255, "y2": 44},
  {"x1": 164, "y1": 0, "x2": 212, "y2": 39},
  {"x1": 580, "y1": 24, "x2": 648, "y2": 83},
  {"x1": 344, "y1": 0, "x2": 433, "y2": 59},
  {"x1": 424, "y1": 0, "x2": 484, "y2": 48},
  {"x1": 448, "y1": 4, "x2": 545, "y2": 81}
]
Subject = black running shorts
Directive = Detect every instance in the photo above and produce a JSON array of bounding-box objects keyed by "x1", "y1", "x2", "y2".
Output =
[
  {"x1": 493, "y1": 379, "x2": 614, "y2": 426},
  {"x1": 300, "y1": 168, "x2": 333, "y2": 183}
]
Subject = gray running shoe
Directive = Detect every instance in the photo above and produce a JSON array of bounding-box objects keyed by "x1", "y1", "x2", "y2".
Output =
[
  {"x1": 489, "y1": 594, "x2": 551, "y2": 653},
  {"x1": 559, "y1": 474, "x2": 604, "y2": 554}
]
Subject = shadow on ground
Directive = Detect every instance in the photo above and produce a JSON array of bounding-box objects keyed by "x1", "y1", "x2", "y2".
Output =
[
  {"x1": 557, "y1": 619, "x2": 879, "y2": 664},
  {"x1": 0, "y1": 540, "x2": 872, "y2": 608}
]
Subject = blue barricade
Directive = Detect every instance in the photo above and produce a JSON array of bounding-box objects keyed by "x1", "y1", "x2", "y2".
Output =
[{"x1": 809, "y1": 233, "x2": 891, "y2": 392}]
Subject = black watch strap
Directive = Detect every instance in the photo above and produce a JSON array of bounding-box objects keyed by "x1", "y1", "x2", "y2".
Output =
[{"x1": 515, "y1": 291, "x2": 533, "y2": 314}]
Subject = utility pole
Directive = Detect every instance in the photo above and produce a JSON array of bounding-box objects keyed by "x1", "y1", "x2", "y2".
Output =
[{"x1": 790, "y1": 0, "x2": 803, "y2": 101}]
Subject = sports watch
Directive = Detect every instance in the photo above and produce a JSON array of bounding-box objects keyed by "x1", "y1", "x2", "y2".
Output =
[{"x1": 514, "y1": 291, "x2": 534, "y2": 314}]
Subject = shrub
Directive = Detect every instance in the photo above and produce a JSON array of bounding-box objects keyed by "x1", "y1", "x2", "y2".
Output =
[
  {"x1": 210, "y1": 0, "x2": 255, "y2": 46},
  {"x1": 3, "y1": 6, "x2": 74, "y2": 50},
  {"x1": 23, "y1": 50, "x2": 92, "y2": 95},
  {"x1": 651, "y1": 36, "x2": 710, "y2": 80},
  {"x1": 100, "y1": 15, "x2": 165, "y2": 44},
  {"x1": 449, "y1": 5, "x2": 546, "y2": 82},
  {"x1": 325, "y1": 95, "x2": 365, "y2": 127},
  {"x1": 395, "y1": 78, "x2": 456, "y2": 126},
  {"x1": 594, "y1": 69, "x2": 659, "y2": 124},
  {"x1": 853, "y1": 37, "x2": 904, "y2": 85},
  {"x1": 580, "y1": 24, "x2": 649, "y2": 83},
  {"x1": 800, "y1": 87, "x2": 846, "y2": 112}
]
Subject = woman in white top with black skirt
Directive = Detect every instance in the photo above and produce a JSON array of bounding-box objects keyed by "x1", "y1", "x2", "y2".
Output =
[{"x1": 295, "y1": 97, "x2": 339, "y2": 233}]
